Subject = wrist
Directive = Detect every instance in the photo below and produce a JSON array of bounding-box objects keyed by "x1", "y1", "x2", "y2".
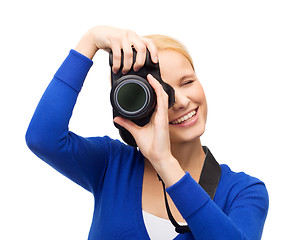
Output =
[
  {"x1": 75, "y1": 30, "x2": 98, "y2": 60},
  {"x1": 153, "y1": 156, "x2": 185, "y2": 188}
]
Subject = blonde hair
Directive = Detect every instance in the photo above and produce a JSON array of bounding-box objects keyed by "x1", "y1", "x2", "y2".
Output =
[{"x1": 145, "y1": 34, "x2": 194, "y2": 71}]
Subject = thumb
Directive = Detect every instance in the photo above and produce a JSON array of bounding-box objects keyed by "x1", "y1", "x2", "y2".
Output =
[{"x1": 113, "y1": 116, "x2": 141, "y2": 137}]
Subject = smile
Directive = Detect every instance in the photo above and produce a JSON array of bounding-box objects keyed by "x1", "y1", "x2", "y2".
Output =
[{"x1": 170, "y1": 108, "x2": 198, "y2": 125}]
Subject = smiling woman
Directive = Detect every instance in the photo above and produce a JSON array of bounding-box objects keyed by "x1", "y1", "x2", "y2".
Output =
[
  {"x1": 156, "y1": 49, "x2": 207, "y2": 144},
  {"x1": 25, "y1": 25, "x2": 268, "y2": 240}
]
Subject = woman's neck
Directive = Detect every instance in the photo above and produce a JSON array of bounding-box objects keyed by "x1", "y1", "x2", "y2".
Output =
[{"x1": 170, "y1": 138, "x2": 205, "y2": 177}]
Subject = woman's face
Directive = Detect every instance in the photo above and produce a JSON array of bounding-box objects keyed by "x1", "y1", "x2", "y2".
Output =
[{"x1": 158, "y1": 50, "x2": 207, "y2": 144}]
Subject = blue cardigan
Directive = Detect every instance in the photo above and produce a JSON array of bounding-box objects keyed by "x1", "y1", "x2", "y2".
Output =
[{"x1": 26, "y1": 50, "x2": 269, "y2": 240}]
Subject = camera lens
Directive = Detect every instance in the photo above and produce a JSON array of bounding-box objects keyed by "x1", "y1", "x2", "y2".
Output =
[
  {"x1": 111, "y1": 76, "x2": 155, "y2": 119},
  {"x1": 116, "y1": 82, "x2": 147, "y2": 112}
]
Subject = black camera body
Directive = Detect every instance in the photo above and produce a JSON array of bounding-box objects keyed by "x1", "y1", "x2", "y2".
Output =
[{"x1": 109, "y1": 49, "x2": 175, "y2": 147}]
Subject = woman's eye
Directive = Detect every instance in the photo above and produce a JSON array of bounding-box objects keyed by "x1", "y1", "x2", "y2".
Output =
[{"x1": 182, "y1": 80, "x2": 194, "y2": 86}]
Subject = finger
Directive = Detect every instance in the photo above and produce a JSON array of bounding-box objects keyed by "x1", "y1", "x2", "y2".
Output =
[
  {"x1": 132, "y1": 42, "x2": 146, "y2": 71},
  {"x1": 111, "y1": 42, "x2": 122, "y2": 74},
  {"x1": 147, "y1": 74, "x2": 169, "y2": 112},
  {"x1": 127, "y1": 31, "x2": 147, "y2": 71},
  {"x1": 121, "y1": 38, "x2": 133, "y2": 74},
  {"x1": 114, "y1": 116, "x2": 141, "y2": 138},
  {"x1": 142, "y1": 37, "x2": 158, "y2": 63}
]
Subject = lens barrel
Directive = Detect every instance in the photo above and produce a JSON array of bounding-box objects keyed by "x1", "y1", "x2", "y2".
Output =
[{"x1": 110, "y1": 75, "x2": 155, "y2": 119}]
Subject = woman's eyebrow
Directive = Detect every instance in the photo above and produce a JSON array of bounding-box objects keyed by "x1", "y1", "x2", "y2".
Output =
[{"x1": 179, "y1": 73, "x2": 196, "y2": 81}]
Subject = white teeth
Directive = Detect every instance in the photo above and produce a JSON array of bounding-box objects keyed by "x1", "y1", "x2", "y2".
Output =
[{"x1": 171, "y1": 110, "x2": 197, "y2": 125}]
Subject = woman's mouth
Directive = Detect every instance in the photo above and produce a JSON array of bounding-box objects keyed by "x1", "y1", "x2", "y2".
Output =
[{"x1": 170, "y1": 108, "x2": 198, "y2": 125}]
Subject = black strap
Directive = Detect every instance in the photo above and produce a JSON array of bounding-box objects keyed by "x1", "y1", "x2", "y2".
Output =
[
  {"x1": 158, "y1": 146, "x2": 221, "y2": 234},
  {"x1": 158, "y1": 175, "x2": 191, "y2": 233},
  {"x1": 199, "y1": 146, "x2": 221, "y2": 200}
]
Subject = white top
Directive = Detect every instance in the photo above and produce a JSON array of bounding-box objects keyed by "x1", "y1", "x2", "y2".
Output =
[{"x1": 142, "y1": 210, "x2": 187, "y2": 240}]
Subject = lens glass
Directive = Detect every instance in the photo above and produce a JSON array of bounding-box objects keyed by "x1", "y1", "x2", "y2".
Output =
[{"x1": 117, "y1": 83, "x2": 147, "y2": 112}]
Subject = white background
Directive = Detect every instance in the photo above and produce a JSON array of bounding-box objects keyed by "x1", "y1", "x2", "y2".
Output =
[{"x1": 1, "y1": 0, "x2": 302, "y2": 239}]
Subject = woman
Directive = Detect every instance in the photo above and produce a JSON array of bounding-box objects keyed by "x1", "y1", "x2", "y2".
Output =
[{"x1": 26, "y1": 25, "x2": 269, "y2": 240}]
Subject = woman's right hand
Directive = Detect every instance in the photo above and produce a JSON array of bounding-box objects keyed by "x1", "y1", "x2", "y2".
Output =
[{"x1": 75, "y1": 25, "x2": 158, "y2": 74}]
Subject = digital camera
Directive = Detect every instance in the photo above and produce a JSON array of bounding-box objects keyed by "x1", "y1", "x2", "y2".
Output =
[{"x1": 109, "y1": 49, "x2": 175, "y2": 147}]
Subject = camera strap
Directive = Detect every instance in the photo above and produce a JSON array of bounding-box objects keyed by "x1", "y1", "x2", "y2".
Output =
[{"x1": 157, "y1": 146, "x2": 221, "y2": 234}]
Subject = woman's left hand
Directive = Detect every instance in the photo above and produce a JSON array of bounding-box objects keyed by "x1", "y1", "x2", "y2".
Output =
[
  {"x1": 114, "y1": 74, "x2": 185, "y2": 186},
  {"x1": 114, "y1": 74, "x2": 171, "y2": 163}
]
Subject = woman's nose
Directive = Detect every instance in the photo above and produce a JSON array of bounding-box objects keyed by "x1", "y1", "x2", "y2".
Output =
[{"x1": 172, "y1": 89, "x2": 190, "y2": 111}]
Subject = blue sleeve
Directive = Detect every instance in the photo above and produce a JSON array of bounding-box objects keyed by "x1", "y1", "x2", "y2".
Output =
[
  {"x1": 26, "y1": 50, "x2": 110, "y2": 194},
  {"x1": 166, "y1": 172, "x2": 269, "y2": 240}
]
